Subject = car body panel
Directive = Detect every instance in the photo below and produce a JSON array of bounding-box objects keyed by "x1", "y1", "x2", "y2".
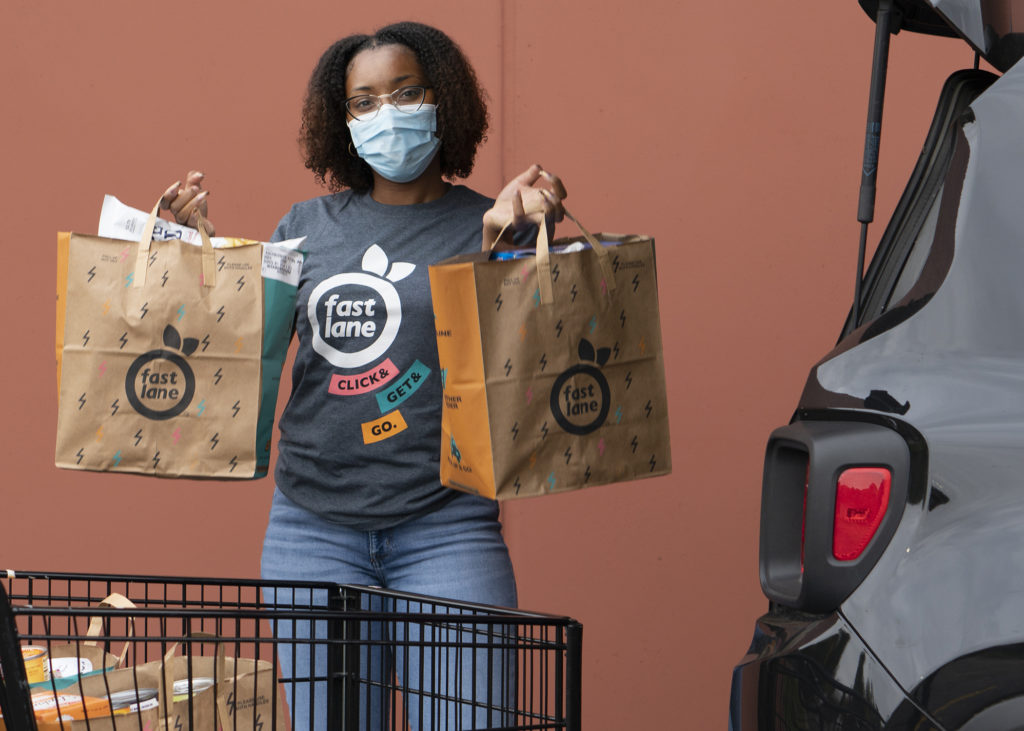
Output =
[
  {"x1": 730, "y1": 610, "x2": 932, "y2": 729},
  {"x1": 802, "y1": 57, "x2": 1024, "y2": 693},
  {"x1": 858, "y1": 0, "x2": 1024, "y2": 71},
  {"x1": 930, "y1": 0, "x2": 1024, "y2": 70},
  {"x1": 732, "y1": 15, "x2": 1024, "y2": 731}
]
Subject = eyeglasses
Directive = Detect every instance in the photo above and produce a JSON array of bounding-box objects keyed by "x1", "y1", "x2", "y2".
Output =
[{"x1": 344, "y1": 85, "x2": 433, "y2": 120}]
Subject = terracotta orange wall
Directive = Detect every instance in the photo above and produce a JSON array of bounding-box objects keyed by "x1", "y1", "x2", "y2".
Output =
[{"x1": 1, "y1": 2, "x2": 974, "y2": 728}]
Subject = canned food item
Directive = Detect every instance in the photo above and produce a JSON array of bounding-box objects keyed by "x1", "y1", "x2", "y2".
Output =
[
  {"x1": 172, "y1": 677, "x2": 215, "y2": 702},
  {"x1": 109, "y1": 688, "x2": 159, "y2": 713},
  {"x1": 21, "y1": 646, "x2": 50, "y2": 684},
  {"x1": 488, "y1": 239, "x2": 622, "y2": 260},
  {"x1": 48, "y1": 656, "x2": 93, "y2": 680}
]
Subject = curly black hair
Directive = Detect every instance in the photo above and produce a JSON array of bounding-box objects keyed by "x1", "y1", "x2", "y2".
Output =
[{"x1": 300, "y1": 22, "x2": 489, "y2": 192}]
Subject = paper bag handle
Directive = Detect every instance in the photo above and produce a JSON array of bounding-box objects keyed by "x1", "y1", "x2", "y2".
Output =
[
  {"x1": 186, "y1": 632, "x2": 229, "y2": 689},
  {"x1": 195, "y1": 211, "x2": 217, "y2": 287},
  {"x1": 83, "y1": 592, "x2": 137, "y2": 668},
  {"x1": 535, "y1": 207, "x2": 617, "y2": 305},
  {"x1": 181, "y1": 633, "x2": 233, "y2": 729},
  {"x1": 153, "y1": 636, "x2": 228, "y2": 715},
  {"x1": 132, "y1": 201, "x2": 217, "y2": 289}
]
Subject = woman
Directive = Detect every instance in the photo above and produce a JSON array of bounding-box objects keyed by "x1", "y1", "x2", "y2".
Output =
[{"x1": 161, "y1": 21, "x2": 565, "y2": 730}]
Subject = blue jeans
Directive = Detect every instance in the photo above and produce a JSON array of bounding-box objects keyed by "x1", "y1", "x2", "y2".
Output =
[{"x1": 260, "y1": 488, "x2": 518, "y2": 730}]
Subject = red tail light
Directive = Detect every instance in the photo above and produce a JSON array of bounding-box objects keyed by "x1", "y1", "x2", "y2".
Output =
[
  {"x1": 833, "y1": 467, "x2": 892, "y2": 561},
  {"x1": 761, "y1": 421, "x2": 910, "y2": 611}
]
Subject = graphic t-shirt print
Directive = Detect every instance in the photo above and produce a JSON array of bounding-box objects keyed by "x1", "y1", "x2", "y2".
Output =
[{"x1": 305, "y1": 244, "x2": 430, "y2": 444}]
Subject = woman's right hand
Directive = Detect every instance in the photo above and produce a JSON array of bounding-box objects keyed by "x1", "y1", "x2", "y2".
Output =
[
  {"x1": 160, "y1": 170, "x2": 215, "y2": 235},
  {"x1": 482, "y1": 164, "x2": 566, "y2": 250}
]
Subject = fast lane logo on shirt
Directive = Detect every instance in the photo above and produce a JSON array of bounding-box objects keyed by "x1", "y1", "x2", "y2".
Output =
[{"x1": 307, "y1": 244, "x2": 415, "y2": 369}]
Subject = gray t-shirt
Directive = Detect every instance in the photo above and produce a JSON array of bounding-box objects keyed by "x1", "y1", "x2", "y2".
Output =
[{"x1": 270, "y1": 185, "x2": 492, "y2": 529}]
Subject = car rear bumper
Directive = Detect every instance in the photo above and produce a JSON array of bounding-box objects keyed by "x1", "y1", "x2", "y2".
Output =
[{"x1": 729, "y1": 608, "x2": 933, "y2": 730}]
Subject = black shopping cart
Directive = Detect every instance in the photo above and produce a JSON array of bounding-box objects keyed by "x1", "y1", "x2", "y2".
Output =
[{"x1": 0, "y1": 571, "x2": 581, "y2": 731}]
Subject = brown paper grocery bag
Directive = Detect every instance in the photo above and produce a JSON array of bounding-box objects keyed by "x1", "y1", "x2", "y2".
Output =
[
  {"x1": 55, "y1": 207, "x2": 267, "y2": 478},
  {"x1": 29, "y1": 662, "x2": 163, "y2": 731},
  {"x1": 428, "y1": 213, "x2": 671, "y2": 499},
  {"x1": 41, "y1": 592, "x2": 137, "y2": 684},
  {"x1": 157, "y1": 649, "x2": 287, "y2": 731}
]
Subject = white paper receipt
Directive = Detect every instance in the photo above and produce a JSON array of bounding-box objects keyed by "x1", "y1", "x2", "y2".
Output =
[
  {"x1": 97, "y1": 195, "x2": 305, "y2": 284},
  {"x1": 99, "y1": 195, "x2": 202, "y2": 244},
  {"x1": 262, "y1": 242, "x2": 306, "y2": 286}
]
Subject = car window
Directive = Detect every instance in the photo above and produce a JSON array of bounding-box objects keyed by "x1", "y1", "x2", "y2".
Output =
[
  {"x1": 884, "y1": 182, "x2": 943, "y2": 309},
  {"x1": 841, "y1": 70, "x2": 996, "y2": 340}
]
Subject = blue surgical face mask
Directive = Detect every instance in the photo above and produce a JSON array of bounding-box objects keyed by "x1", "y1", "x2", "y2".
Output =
[{"x1": 347, "y1": 104, "x2": 441, "y2": 184}]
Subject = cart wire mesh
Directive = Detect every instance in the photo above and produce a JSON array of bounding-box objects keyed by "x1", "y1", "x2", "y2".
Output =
[{"x1": 0, "y1": 571, "x2": 581, "y2": 731}]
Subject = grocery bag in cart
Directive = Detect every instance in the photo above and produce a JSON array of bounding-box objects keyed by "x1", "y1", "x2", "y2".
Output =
[
  {"x1": 160, "y1": 646, "x2": 287, "y2": 731},
  {"x1": 55, "y1": 196, "x2": 305, "y2": 479},
  {"x1": 7, "y1": 647, "x2": 283, "y2": 731},
  {"x1": 36, "y1": 592, "x2": 136, "y2": 691},
  {"x1": 22, "y1": 662, "x2": 164, "y2": 731},
  {"x1": 2, "y1": 571, "x2": 584, "y2": 731}
]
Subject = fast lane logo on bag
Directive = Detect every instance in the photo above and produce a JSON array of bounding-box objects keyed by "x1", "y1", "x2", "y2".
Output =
[
  {"x1": 124, "y1": 324, "x2": 198, "y2": 420},
  {"x1": 550, "y1": 338, "x2": 611, "y2": 435}
]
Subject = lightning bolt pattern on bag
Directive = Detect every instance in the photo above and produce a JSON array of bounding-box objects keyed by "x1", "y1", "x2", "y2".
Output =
[
  {"x1": 54, "y1": 199, "x2": 304, "y2": 479},
  {"x1": 428, "y1": 215, "x2": 671, "y2": 499}
]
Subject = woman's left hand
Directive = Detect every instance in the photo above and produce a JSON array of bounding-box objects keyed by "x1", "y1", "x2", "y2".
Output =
[{"x1": 482, "y1": 164, "x2": 567, "y2": 250}]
